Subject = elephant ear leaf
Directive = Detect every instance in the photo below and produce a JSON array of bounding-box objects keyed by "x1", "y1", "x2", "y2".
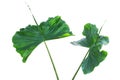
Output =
[
  {"x1": 12, "y1": 16, "x2": 73, "y2": 62},
  {"x1": 71, "y1": 23, "x2": 99, "y2": 47},
  {"x1": 71, "y1": 23, "x2": 109, "y2": 74}
]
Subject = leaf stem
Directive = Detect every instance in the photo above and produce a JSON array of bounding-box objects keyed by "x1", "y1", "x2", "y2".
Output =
[
  {"x1": 24, "y1": 1, "x2": 39, "y2": 26},
  {"x1": 44, "y1": 41, "x2": 60, "y2": 80},
  {"x1": 72, "y1": 49, "x2": 89, "y2": 80},
  {"x1": 99, "y1": 20, "x2": 107, "y2": 34},
  {"x1": 25, "y1": 2, "x2": 59, "y2": 80}
]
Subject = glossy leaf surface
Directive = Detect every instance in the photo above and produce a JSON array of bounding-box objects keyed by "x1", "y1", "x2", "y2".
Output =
[
  {"x1": 71, "y1": 23, "x2": 109, "y2": 74},
  {"x1": 12, "y1": 16, "x2": 73, "y2": 62}
]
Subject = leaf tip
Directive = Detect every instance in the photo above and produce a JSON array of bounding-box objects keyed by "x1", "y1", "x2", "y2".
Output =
[{"x1": 22, "y1": 58, "x2": 27, "y2": 63}]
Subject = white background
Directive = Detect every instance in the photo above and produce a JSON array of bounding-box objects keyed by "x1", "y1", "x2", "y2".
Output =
[{"x1": 0, "y1": 0, "x2": 120, "y2": 80}]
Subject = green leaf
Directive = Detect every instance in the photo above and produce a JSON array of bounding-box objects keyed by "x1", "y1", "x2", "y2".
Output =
[
  {"x1": 83, "y1": 23, "x2": 99, "y2": 47},
  {"x1": 98, "y1": 36, "x2": 109, "y2": 45},
  {"x1": 71, "y1": 38, "x2": 89, "y2": 47},
  {"x1": 81, "y1": 23, "x2": 109, "y2": 74},
  {"x1": 82, "y1": 47, "x2": 108, "y2": 74},
  {"x1": 71, "y1": 23, "x2": 109, "y2": 74},
  {"x1": 12, "y1": 16, "x2": 73, "y2": 62}
]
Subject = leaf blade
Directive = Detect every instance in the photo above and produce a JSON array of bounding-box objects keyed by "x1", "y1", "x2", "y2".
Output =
[
  {"x1": 71, "y1": 38, "x2": 89, "y2": 47},
  {"x1": 71, "y1": 23, "x2": 109, "y2": 75},
  {"x1": 81, "y1": 23, "x2": 109, "y2": 74},
  {"x1": 12, "y1": 25, "x2": 43, "y2": 62},
  {"x1": 12, "y1": 16, "x2": 73, "y2": 62},
  {"x1": 82, "y1": 47, "x2": 108, "y2": 74},
  {"x1": 83, "y1": 23, "x2": 99, "y2": 47}
]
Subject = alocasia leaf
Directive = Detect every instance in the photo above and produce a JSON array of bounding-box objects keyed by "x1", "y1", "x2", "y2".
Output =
[
  {"x1": 12, "y1": 16, "x2": 73, "y2": 62},
  {"x1": 81, "y1": 46, "x2": 108, "y2": 74},
  {"x1": 98, "y1": 36, "x2": 109, "y2": 45},
  {"x1": 71, "y1": 23, "x2": 109, "y2": 74},
  {"x1": 82, "y1": 23, "x2": 99, "y2": 47},
  {"x1": 71, "y1": 38, "x2": 89, "y2": 47}
]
